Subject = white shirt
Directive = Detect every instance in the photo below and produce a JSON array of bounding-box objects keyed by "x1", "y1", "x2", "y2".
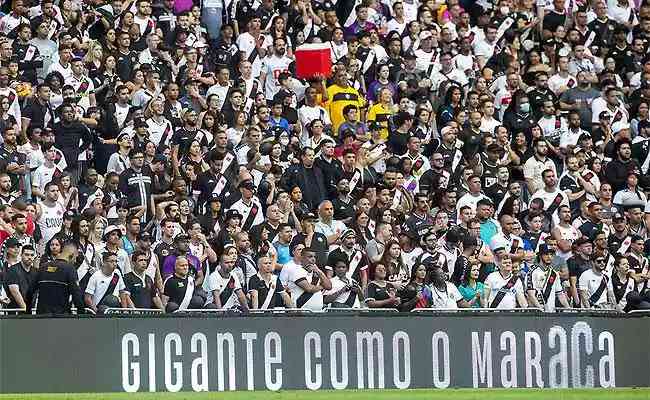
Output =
[
  {"x1": 548, "y1": 73, "x2": 577, "y2": 96},
  {"x1": 485, "y1": 271, "x2": 524, "y2": 309},
  {"x1": 203, "y1": 268, "x2": 242, "y2": 308},
  {"x1": 282, "y1": 262, "x2": 324, "y2": 311},
  {"x1": 526, "y1": 265, "x2": 563, "y2": 312},
  {"x1": 324, "y1": 276, "x2": 360, "y2": 307},
  {"x1": 456, "y1": 192, "x2": 490, "y2": 214},
  {"x1": 85, "y1": 269, "x2": 126, "y2": 306},
  {"x1": 579, "y1": 268, "x2": 612, "y2": 307},
  {"x1": 429, "y1": 282, "x2": 462, "y2": 309}
]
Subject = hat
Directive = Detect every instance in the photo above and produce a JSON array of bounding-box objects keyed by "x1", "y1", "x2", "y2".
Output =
[
  {"x1": 63, "y1": 210, "x2": 76, "y2": 220},
  {"x1": 152, "y1": 154, "x2": 167, "y2": 164},
  {"x1": 572, "y1": 145, "x2": 584, "y2": 155},
  {"x1": 138, "y1": 231, "x2": 152, "y2": 241},
  {"x1": 598, "y1": 111, "x2": 611, "y2": 120},
  {"x1": 116, "y1": 132, "x2": 131, "y2": 142},
  {"x1": 574, "y1": 237, "x2": 590, "y2": 247},
  {"x1": 134, "y1": 118, "x2": 148, "y2": 128},
  {"x1": 419, "y1": 30, "x2": 433, "y2": 40},
  {"x1": 340, "y1": 229, "x2": 356, "y2": 240},
  {"x1": 539, "y1": 244, "x2": 555, "y2": 254},
  {"x1": 103, "y1": 225, "x2": 122, "y2": 239},
  {"x1": 440, "y1": 126, "x2": 455, "y2": 136},
  {"x1": 174, "y1": 233, "x2": 190, "y2": 242},
  {"x1": 613, "y1": 212, "x2": 625, "y2": 221},
  {"x1": 486, "y1": 143, "x2": 503, "y2": 154},
  {"x1": 628, "y1": 169, "x2": 640, "y2": 177},
  {"x1": 4, "y1": 237, "x2": 20, "y2": 248},
  {"x1": 238, "y1": 179, "x2": 256, "y2": 190},
  {"x1": 368, "y1": 121, "x2": 382, "y2": 131},
  {"x1": 578, "y1": 133, "x2": 592, "y2": 142},
  {"x1": 340, "y1": 128, "x2": 356, "y2": 141},
  {"x1": 208, "y1": 192, "x2": 222, "y2": 203},
  {"x1": 403, "y1": 50, "x2": 417, "y2": 59},
  {"x1": 225, "y1": 209, "x2": 243, "y2": 221},
  {"x1": 612, "y1": 121, "x2": 630, "y2": 135},
  {"x1": 543, "y1": 38, "x2": 556, "y2": 47},
  {"x1": 302, "y1": 212, "x2": 318, "y2": 221}
]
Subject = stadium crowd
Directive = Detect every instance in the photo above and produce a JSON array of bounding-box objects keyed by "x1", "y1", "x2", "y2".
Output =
[{"x1": 0, "y1": 0, "x2": 647, "y2": 315}]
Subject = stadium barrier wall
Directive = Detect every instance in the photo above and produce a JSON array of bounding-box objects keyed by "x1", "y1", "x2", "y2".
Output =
[{"x1": 1, "y1": 312, "x2": 648, "y2": 393}]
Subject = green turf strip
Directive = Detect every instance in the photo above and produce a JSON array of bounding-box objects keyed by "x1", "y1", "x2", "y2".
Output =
[{"x1": 0, "y1": 389, "x2": 649, "y2": 400}]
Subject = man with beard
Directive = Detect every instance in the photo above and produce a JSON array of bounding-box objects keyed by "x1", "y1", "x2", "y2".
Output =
[
  {"x1": 551, "y1": 205, "x2": 580, "y2": 261},
  {"x1": 419, "y1": 152, "x2": 450, "y2": 196},
  {"x1": 485, "y1": 166, "x2": 510, "y2": 208},
  {"x1": 526, "y1": 244, "x2": 570, "y2": 312},
  {"x1": 282, "y1": 147, "x2": 327, "y2": 211},
  {"x1": 260, "y1": 37, "x2": 292, "y2": 101},
  {"x1": 604, "y1": 140, "x2": 640, "y2": 192},
  {"x1": 233, "y1": 231, "x2": 257, "y2": 292},
  {"x1": 77, "y1": 168, "x2": 102, "y2": 210},
  {"x1": 161, "y1": 233, "x2": 205, "y2": 286},
  {"x1": 3, "y1": 244, "x2": 36, "y2": 311},
  {"x1": 608, "y1": 212, "x2": 630, "y2": 253},
  {"x1": 527, "y1": 72, "x2": 558, "y2": 120},
  {"x1": 425, "y1": 126, "x2": 463, "y2": 180},
  {"x1": 529, "y1": 169, "x2": 569, "y2": 217},
  {"x1": 119, "y1": 149, "x2": 154, "y2": 222},
  {"x1": 568, "y1": 236, "x2": 594, "y2": 306},
  {"x1": 331, "y1": 179, "x2": 355, "y2": 224},
  {"x1": 281, "y1": 243, "x2": 332, "y2": 311},
  {"x1": 0, "y1": 126, "x2": 26, "y2": 193},
  {"x1": 559, "y1": 154, "x2": 592, "y2": 216},
  {"x1": 579, "y1": 252, "x2": 615, "y2": 309},
  {"x1": 626, "y1": 205, "x2": 648, "y2": 240},
  {"x1": 211, "y1": 131, "x2": 239, "y2": 184},
  {"x1": 0, "y1": 173, "x2": 15, "y2": 205},
  {"x1": 403, "y1": 193, "x2": 434, "y2": 239},
  {"x1": 170, "y1": 108, "x2": 204, "y2": 177},
  {"x1": 578, "y1": 202, "x2": 609, "y2": 240},
  {"x1": 490, "y1": 214, "x2": 525, "y2": 263},
  {"x1": 382, "y1": 167, "x2": 411, "y2": 214},
  {"x1": 326, "y1": 229, "x2": 368, "y2": 290},
  {"x1": 559, "y1": 71, "x2": 600, "y2": 130},
  {"x1": 315, "y1": 139, "x2": 343, "y2": 199}
]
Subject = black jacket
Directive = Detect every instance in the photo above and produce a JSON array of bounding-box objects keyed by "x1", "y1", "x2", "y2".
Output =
[{"x1": 27, "y1": 259, "x2": 84, "y2": 314}]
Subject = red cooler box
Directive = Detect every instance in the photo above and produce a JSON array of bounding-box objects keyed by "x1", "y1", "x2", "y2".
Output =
[{"x1": 295, "y1": 43, "x2": 332, "y2": 79}]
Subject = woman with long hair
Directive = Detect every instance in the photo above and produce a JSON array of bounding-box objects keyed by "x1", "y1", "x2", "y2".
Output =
[
  {"x1": 180, "y1": 140, "x2": 209, "y2": 172},
  {"x1": 88, "y1": 217, "x2": 107, "y2": 247},
  {"x1": 631, "y1": 101, "x2": 649, "y2": 137},
  {"x1": 458, "y1": 261, "x2": 485, "y2": 308},
  {"x1": 351, "y1": 210, "x2": 373, "y2": 247},
  {"x1": 367, "y1": 87, "x2": 395, "y2": 140},
  {"x1": 436, "y1": 85, "x2": 463, "y2": 129},
  {"x1": 226, "y1": 110, "x2": 248, "y2": 148},
  {"x1": 398, "y1": 263, "x2": 432, "y2": 311},
  {"x1": 57, "y1": 173, "x2": 79, "y2": 211},
  {"x1": 412, "y1": 106, "x2": 433, "y2": 141},
  {"x1": 380, "y1": 240, "x2": 410, "y2": 290},
  {"x1": 40, "y1": 236, "x2": 63, "y2": 267},
  {"x1": 102, "y1": 28, "x2": 119, "y2": 53},
  {"x1": 178, "y1": 197, "x2": 195, "y2": 232},
  {"x1": 126, "y1": 68, "x2": 145, "y2": 98},
  {"x1": 367, "y1": 64, "x2": 398, "y2": 104},
  {"x1": 46, "y1": 71, "x2": 65, "y2": 109},
  {"x1": 365, "y1": 263, "x2": 400, "y2": 309},
  {"x1": 0, "y1": 95, "x2": 17, "y2": 135}
]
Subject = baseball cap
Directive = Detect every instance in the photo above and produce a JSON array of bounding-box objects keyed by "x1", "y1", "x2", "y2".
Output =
[
  {"x1": 578, "y1": 133, "x2": 592, "y2": 141},
  {"x1": 539, "y1": 244, "x2": 555, "y2": 254},
  {"x1": 419, "y1": 30, "x2": 432, "y2": 40},
  {"x1": 4, "y1": 237, "x2": 20, "y2": 248},
  {"x1": 613, "y1": 212, "x2": 625, "y2": 221},
  {"x1": 208, "y1": 192, "x2": 222, "y2": 203},
  {"x1": 612, "y1": 121, "x2": 630, "y2": 135},
  {"x1": 63, "y1": 210, "x2": 76, "y2": 220},
  {"x1": 302, "y1": 212, "x2": 318, "y2": 221},
  {"x1": 368, "y1": 121, "x2": 382, "y2": 131},
  {"x1": 174, "y1": 233, "x2": 190, "y2": 242},
  {"x1": 238, "y1": 179, "x2": 256, "y2": 190},
  {"x1": 103, "y1": 225, "x2": 122, "y2": 239},
  {"x1": 598, "y1": 111, "x2": 611, "y2": 120},
  {"x1": 403, "y1": 50, "x2": 417, "y2": 59},
  {"x1": 152, "y1": 154, "x2": 167, "y2": 164},
  {"x1": 134, "y1": 119, "x2": 148, "y2": 128},
  {"x1": 225, "y1": 209, "x2": 243, "y2": 221}
]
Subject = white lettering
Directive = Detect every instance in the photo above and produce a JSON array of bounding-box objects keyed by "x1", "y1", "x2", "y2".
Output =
[
  {"x1": 264, "y1": 332, "x2": 283, "y2": 391},
  {"x1": 548, "y1": 326, "x2": 568, "y2": 388},
  {"x1": 330, "y1": 331, "x2": 349, "y2": 390},
  {"x1": 216, "y1": 333, "x2": 236, "y2": 391},
  {"x1": 242, "y1": 332, "x2": 257, "y2": 391},
  {"x1": 392, "y1": 331, "x2": 411, "y2": 389},
  {"x1": 121, "y1": 333, "x2": 140, "y2": 393},
  {"x1": 431, "y1": 331, "x2": 450, "y2": 388},
  {"x1": 571, "y1": 321, "x2": 594, "y2": 388},
  {"x1": 356, "y1": 331, "x2": 384, "y2": 389},
  {"x1": 471, "y1": 331, "x2": 493, "y2": 388},
  {"x1": 148, "y1": 333, "x2": 156, "y2": 392},
  {"x1": 304, "y1": 332, "x2": 322, "y2": 390},
  {"x1": 524, "y1": 331, "x2": 543, "y2": 388},
  {"x1": 190, "y1": 333, "x2": 208, "y2": 392},
  {"x1": 598, "y1": 331, "x2": 615, "y2": 388},
  {"x1": 164, "y1": 333, "x2": 182, "y2": 392},
  {"x1": 500, "y1": 331, "x2": 517, "y2": 388}
]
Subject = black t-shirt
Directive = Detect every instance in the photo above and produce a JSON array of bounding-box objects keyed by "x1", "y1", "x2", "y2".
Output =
[
  {"x1": 366, "y1": 281, "x2": 394, "y2": 306},
  {"x1": 543, "y1": 11, "x2": 566, "y2": 33},
  {"x1": 567, "y1": 256, "x2": 591, "y2": 280},
  {"x1": 332, "y1": 197, "x2": 355, "y2": 222},
  {"x1": 3, "y1": 262, "x2": 35, "y2": 309},
  {"x1": 387, "y1": 129, "x2": 409, "y2": 155},
  {"x1": 153, "y1": 240, "x2": 175, "y2": 271},
  {"x1": 163, "y1": 275, "x2": 190, "y2": 305},
  {"x1": 124, "y1": 272, "x2": 157, "y2": 308},
  {"x1": 292, "y1": 232, "x2": 329, "y2": 268}
]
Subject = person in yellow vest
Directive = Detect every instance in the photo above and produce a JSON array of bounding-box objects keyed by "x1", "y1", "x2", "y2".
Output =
[
  {"x1": 366, "y1": 87, "x2": 396, "y2": 140},
  {"x1": 326, "y1": 66, "x2": 365, "y2": 136}
]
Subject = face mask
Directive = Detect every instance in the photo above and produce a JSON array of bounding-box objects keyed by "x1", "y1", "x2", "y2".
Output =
[
  {"x1": 280, "y1": 137, "x2": 289, "y2": 146},
  {"x1": 520, "y1": 103, "x2": 530, "y2": 113},
  {"x1": 500, "y1": 6, "x2": 510, "y2": 15}
]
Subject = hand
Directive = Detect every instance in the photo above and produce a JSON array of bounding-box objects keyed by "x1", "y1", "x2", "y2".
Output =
[
  {"x1": 416, "y1": 292, "x2": 424, "y2": 301},
  {"x1": 166, "y1": 190, "x2": 174, "y2": 198}
]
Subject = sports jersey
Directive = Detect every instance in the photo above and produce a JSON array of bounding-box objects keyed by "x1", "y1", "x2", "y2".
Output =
[{"x1": 326, "y1": 84, "x2": 365, "y2": 135}]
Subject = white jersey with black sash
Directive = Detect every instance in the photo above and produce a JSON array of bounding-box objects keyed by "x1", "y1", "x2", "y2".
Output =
[
  {"x1": 578, "y1": 269, "x2": 612, "y2": 307},
  {"x1": 248, "y1": 273, "x2": 286, "y2": 309},
  {"x1": 326, "y1": 246, "x2": 368, "y2": 281},
  {"x1": 485, "y1": 270, "x2": 524, "y2": 309},
  {"x1": 525, "y1": 264, "x2": 562, "y2": 312},
  {"x1": 324, "y1": 276, "x2": 359, "y2": 308},
  {"x1": 283, "y1": 263, "x2": 324, "y2": 311},
  {"x1": 229, "y1": 197, "x2": 264, "y2": 230},
  {"x1": 85, "y1": 269, "x2": 125, "y2": 307},
  {"x1": 203, "y1": 269, "x2": 242, "y2": 309}
]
